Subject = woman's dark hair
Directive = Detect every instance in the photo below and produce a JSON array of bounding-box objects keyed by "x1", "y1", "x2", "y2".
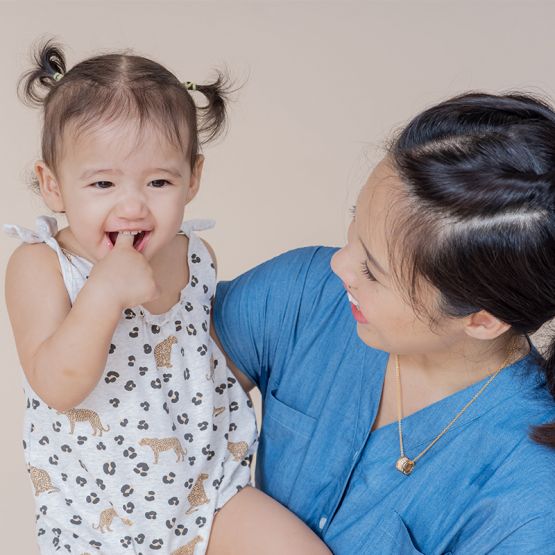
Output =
[
  {"x1": 18, "y1": 38, "x2": 231, "y2": 190},
  {"x1": 386, "y1": 91, "x2": 555, "y2": 449}
]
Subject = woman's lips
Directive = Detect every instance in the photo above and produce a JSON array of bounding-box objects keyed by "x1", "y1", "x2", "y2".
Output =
[
  {"x1": 350, "y1": 303, "x2": 369, "y2": 324},
  {"x1": 347, "y1": 291, "x2": 368, "y2": 324}
]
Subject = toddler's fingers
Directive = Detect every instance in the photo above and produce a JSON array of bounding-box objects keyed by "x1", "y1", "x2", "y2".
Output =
[{"x1": 113, "y1": 231, "x2": 136, "y2": 249}]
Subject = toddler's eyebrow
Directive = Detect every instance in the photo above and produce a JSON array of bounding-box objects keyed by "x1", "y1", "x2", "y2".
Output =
[
  {"x1": 79, "y1": 167, "x2": 183, "y2": 180},
  {"x1": 79, "y1": 168, "x2": 121, "y2": 180}
]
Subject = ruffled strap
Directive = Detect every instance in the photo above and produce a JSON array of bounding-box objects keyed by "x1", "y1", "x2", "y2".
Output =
[
  {"x1": 3, "y1": 215, "x2": 58, "y2": 244},
  {"x1": 179, "y1": 218, "x2": 215, "y2": 235}
]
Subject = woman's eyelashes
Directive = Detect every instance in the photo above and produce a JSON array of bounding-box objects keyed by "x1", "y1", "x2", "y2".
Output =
[
  {"x1": 90, "y1": 179, "x2": 171, "y2": 189},
  {"x1": 361, "y1": 261, "x2": 377, "y2": 281},
  {"x1": 349, "y1": 205, "x2": 357, "y2": 218}
]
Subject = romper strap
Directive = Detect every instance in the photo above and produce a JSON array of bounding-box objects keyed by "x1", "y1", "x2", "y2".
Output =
[
  {"x1": 3, "y1": 215, "x2": 58, "y2": 244},
  {"x1": 3, "y1": 215, "x2": 89, "y2": 304},
  {"x1": 179, "y1": 219, "x2": 215, "y2": 235}
]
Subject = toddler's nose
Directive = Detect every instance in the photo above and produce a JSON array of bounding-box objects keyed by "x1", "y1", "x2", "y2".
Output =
[{"x1": 115, "y1": 194, "x2": 150, "y2": 219}]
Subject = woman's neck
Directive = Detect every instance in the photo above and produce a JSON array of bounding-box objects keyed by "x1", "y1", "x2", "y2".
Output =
[{"x1": 400, "y1": 334, "x2": 530, "y2": 396}]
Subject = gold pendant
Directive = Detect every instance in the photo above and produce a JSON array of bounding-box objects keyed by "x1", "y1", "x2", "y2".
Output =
[{"x1": 396, "y1": 456, "x2": 415, "y2": 475}]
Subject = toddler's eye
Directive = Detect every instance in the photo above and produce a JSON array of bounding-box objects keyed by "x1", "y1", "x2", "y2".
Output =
[
  {"x1": 92, "y1": 181, "x2": 113, "y2": 189},
  {"x1": 149, "y1": 179, "x2": 171, "y2": 188}
]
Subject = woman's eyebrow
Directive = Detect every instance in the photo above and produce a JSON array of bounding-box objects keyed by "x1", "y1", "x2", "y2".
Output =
[{"x1": 358, "y1": 235, "x2": 387, "y2": 275}]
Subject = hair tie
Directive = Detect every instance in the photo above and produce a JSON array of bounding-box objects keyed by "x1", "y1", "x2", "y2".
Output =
[
  {"x1": 183, "y1": 81, "x2": 196, "y2": 91},
  {"x1": 52, "y1": 72, "x2": 63, "y2": 82}
]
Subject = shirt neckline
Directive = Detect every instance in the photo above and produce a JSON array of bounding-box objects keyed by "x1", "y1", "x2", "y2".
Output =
[{"x1": 367, "y1": 343, "x2": 543, "y2": 449}]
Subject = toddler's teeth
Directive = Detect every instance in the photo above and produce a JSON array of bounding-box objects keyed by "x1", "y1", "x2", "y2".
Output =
[{"x1": 347, "y1": 292, "x2": 359, "y2": 306}]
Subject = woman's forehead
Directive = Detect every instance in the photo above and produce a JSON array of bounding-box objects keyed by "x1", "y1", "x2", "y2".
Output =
[{"x1": 356, "y1": 158, "x2": 404, "y2": 244}]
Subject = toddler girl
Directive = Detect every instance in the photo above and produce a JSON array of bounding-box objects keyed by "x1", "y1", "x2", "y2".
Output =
[{"x1": 4, "y1": 41, "x2": 330, "y2": 555}]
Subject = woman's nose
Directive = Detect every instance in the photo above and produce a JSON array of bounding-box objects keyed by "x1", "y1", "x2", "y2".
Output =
[{"x1": 331, "y1": 247, "x2": 357, "y2": 289}]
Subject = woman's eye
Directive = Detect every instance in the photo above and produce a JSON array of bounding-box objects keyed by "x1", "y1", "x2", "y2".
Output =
[
  {"x1": 361, "y1": 261, "x2": 377, "y2": 282},
  {"x1": 92, "y1": 181, "x2": 113, "y2": 189},
  {"x1": 149, "y1": 179, "x2": 171, "y2": 188}
]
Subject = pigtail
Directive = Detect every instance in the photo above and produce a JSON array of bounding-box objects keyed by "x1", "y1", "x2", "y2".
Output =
[
  {"x1": 531, "y1": 337, "x2": 555, "y2": 447},
  {"x1": 18, "y1": 38, "x2": 66, "y2": 107},
  {"x1": 194, "y1": 71, "x2": 235, "y2": 144}
]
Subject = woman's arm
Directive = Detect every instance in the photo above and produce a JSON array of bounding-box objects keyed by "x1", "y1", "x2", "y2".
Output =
[
  {"x1": 211, "y1": 325, "x2": 256, "y2": 393},
  {"x1": 5, "y1": 243, "x2": 122, "y2": 410}
]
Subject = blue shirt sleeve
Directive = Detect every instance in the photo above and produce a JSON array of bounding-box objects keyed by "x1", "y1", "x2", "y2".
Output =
[{"x1": 213, "y1": 246, "x2": 338, "y2": 396}]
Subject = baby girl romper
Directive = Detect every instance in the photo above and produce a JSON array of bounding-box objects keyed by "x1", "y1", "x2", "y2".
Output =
[{"x1": 4, "y1": 216, "x2": 258, "y2": 555}]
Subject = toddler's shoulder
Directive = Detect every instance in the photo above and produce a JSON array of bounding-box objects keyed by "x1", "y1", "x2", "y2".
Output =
[
  {"x1": 6, "y1": 241, "x2": 60, "y2": 279},
  {"x1": 5, "y1": 241, "x2": 65, "y2": 314}
]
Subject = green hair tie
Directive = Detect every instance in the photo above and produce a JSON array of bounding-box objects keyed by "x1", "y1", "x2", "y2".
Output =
[
  {"x1": 52, "y1": 72, "x2": 63, "y2": 82},
  {"x1": 183, "y1": 81, "x2": 197, "y2": 91}
]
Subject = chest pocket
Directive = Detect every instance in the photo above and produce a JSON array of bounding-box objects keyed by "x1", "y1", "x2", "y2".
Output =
[
  {"x1": 257, "y1": 388, "x2": 317, "y2": 505},
  {"x1": 357, "y1": 511, "x2": 427, "y2": 554}
]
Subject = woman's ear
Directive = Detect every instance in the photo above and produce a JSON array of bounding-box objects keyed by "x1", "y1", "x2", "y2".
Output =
[
  {"x1": 35, "y1": 161, "x2": 65, "y2": 213},
  {"x1": 463, "y1": 310, "x2": 511, "y2": 341},
  {"x1": 186, "y1": 154, "x2": 204, "y2": 204}
]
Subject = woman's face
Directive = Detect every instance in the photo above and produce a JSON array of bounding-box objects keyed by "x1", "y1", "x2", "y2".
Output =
[{"x1": 331, "y1": 157, "x2": 465, "y2": 355}]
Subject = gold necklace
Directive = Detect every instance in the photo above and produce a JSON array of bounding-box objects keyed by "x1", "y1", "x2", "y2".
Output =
[{"x1": 394, "y1": 344, "x2": 516, "y2": 476}]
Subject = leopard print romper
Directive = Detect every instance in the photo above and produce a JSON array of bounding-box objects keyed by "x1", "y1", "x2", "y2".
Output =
[{"x1": 4, "y1": 216, "x2": 258, "y2": 555}]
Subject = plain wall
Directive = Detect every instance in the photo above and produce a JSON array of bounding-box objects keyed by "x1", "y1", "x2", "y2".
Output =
[{"x1": 1, "y1": 2, "x2": 554, "y2": 552}]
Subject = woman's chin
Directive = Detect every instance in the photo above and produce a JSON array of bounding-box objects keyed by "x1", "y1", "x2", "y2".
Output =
[{"x1": 355, "y1": 324, "x2": 384, "y2": 351}]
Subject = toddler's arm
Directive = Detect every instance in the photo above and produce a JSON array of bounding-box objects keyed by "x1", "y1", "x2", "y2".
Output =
[
  {"x1": 5, "y1": 232, "x2": 158, "y2": 411},
  {"x1": 5, "y1": 243, "x2": 122, "y2": 410}
]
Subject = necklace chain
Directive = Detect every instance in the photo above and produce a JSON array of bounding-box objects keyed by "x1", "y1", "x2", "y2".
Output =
[{"x1": 394, "y1": 343, "x2": 517, "y2": 475}]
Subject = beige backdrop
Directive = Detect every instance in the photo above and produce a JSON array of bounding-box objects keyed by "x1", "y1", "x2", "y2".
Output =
[{"x1": 2, "y1": 1, "x2": 555, "y2": 552}]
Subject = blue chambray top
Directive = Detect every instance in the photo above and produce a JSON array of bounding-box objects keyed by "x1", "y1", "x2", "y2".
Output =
[{"x1": 213, "y1": 246, "x2": 555, "y2": 554}]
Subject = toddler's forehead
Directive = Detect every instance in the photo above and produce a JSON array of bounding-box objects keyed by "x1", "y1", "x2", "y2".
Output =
[{"x1": 61, "y1": 117, "x2": 189, "y2": 164}]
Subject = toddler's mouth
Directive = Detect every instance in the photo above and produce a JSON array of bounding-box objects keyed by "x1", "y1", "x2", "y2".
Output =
[{"x1": 107, "y1": 230, "x2": 150, "y2": 251}]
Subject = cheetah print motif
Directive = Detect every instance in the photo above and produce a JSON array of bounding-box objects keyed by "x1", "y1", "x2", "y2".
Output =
[
  {"x1": 154, "y1": 335, "x2": 178, "y2": 368},
  {"x1": 9, "y1": 217, "x2": 258, "y2": 555},
  {"x1": 227, "y1": 440, "x2": 250, "y2": 462},
  {"x1": 172, "y1": 536, "x2": 204, "y2": 555},
  {"x1": 93, "y1": 506, "x2": 133, "y2": 533},
  {"x1": 186, "y1": 473, "x2": 210, "y2": 514},
  {"x1": 139, "y1": 437, "x2": 186, "y2": 464},
  {"x1": 57, "y1": 408, "x2": 110, "y2": 436},
  {"x1": 29, "y1": 465, "x2": 59, "y2": 496}
]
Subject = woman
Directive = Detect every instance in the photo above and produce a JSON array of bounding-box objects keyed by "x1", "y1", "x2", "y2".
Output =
[{"x1": 210, "y1": 92, "x2": 555, "y2": 554}]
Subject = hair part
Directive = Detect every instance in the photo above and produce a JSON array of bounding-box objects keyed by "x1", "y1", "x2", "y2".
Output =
[
  {"x1": 18, "y1": 38, "x2": 233, "y2": 191},
  {"x1": 384, "y1": 91, "x2": 555, "y2": 448}
]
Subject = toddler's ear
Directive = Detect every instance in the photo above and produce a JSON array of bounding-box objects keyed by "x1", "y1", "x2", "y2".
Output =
[
  {"x1": 186, "y1": 155, "x2": 205, "y2": 204},
  {"x1": 35, "y1": 161, "x2": 65, "y2": 213}
]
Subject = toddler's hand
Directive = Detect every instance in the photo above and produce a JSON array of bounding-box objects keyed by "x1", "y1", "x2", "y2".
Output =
[{"x1": 88, "y1": 232, "x2": 160, "y2": 310}]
